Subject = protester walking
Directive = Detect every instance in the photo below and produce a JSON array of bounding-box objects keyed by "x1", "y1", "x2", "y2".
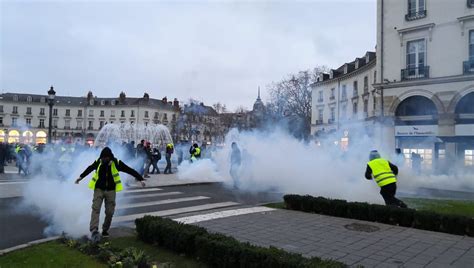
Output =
[
  {"x1": 164, "y1": 143, "x2": 174, "y2": 174},
  {"x1": 75, "y1": 147, "x2": 145, "y2": 240},
  {"x1": 151, "y1": 147, "x2": 161, "y2": 174}
]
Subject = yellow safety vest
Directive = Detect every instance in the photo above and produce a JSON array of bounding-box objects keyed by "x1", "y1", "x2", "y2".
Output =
[
  {"x1": 367, "y1": 158, "x2": 397, "y2": 187},
  {"x1": 88, "y1": 159, "x2": 123, "y2": 192},
  {"x1": 194, "y1": 147, "x2": 201, "y2": 157}
]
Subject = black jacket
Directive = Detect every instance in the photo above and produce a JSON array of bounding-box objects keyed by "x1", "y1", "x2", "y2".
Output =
[
  {"x1": 365, "y1": 161, "x2": 398, "y2": 180},
  {"x1": 80, "y1": 158, "x2": 143, "y2": 191}
]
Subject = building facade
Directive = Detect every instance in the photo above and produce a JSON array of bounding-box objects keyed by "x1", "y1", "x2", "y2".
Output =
[
  {"x1": 375, "y1": 0, "x2": 474, "y2": 172},
  {"x1": 311, "y1": 52, "x2": 378, "y2": 145},
  {"x1": 0, "y1": 90, "x2": 180, "y2": 145},
  {"x1": 311, "y1": 0, "x2": 474, "y2": 172}
]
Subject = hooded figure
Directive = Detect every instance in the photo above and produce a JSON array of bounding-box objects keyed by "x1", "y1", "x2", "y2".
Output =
[
  {"x1": 76, "y1": 147, "x2": 145, "y2": 239},
  {"x1": 365, "y1": 150, "x2": 407, "y2": 208}
]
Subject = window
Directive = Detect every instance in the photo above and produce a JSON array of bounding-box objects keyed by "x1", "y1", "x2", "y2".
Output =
[
  {"x1": 403, "y1": 148, "x2": 432, "y2": 169},
  {"x1": 88, "y1": 121, "x2": 93, "y2": 129},
  {"x1": 78, "y1": 110, "x2": 82, "y2": 117},
  {"x1": 27, "y1": 96, "x2": 32, "y2": 102},
  {"x1": 65, "y1": 109, "x2": 70, "y2": 116},
  {"x1": 89, "y1": 110, "x2": 94, "y2": 117},
  {"x1": 406, "y1": 39, "x2": 426, "y2": 76},
  {"x1": 131, "y1": 110, "x2": 135, "y2": 117},
  {"x1": 12, "y1": 106, "x2": 18, "y2": 114},
  {"x1": 373, "y1": 95, "x2": 377, "y2": 112},
  {"x1": 53, "y1": 108, "x2": 58, "y2": 116},
  {"x1": 363, "y1": 76, "x2": 368, "y2": 93},
  {"x1": 318, "y1": 108, "x2": 323, "y2": 122},
  {"x1": 12, "y1": 118, "x2": 17, "y2": 126},
  {"x1": 341, "y1": 85, "x2": 347, "y2": 100},
  {"x1": 0, "y1": 105, "x2": 3, "y2": 113},
  {"x1": 65, "y1": 119, "x2": 70, "y2": 129},
  {"x1": 121, "y1": 110, "x2": 125, "y2": 117},
  {"x1": 364, "y1": 99, "x2": 369, "y2": 116},
  {"x1": 469, "y1": 0, "x2": 474, "y2": 8},
  {"x1": 100, "y1": 110, "x2": 104, "y2": 117},
  {"x1": 353, "y1": 81, "x2": 358, "y2": 96},
  {"x1": 470, "y1": 30, "x2": 474, "y2": 61},
  {"x1": 0, "y1": 117, "x2": 3, "y2": 125},
  {"x1": 406, "y1": 0, "x2": 426, "y2": 20},
  {"x1": 145, "y1": 111, "x2": 149, "y2": 118},
  {"x1": 154, "y1": 112, "x2": 158, "y2": 119},
  {"x1": 40, "y1": 108, "x2": 45, "y2": 115},
  {"x1": 353, "y1": 102, "x2": 358, "y2": 115},
  {"x1": 111, "y1": 110, "x2": 115, "y2": 117},
  {"x1": 76, "y1": 120, "x2": 82, "y2": 129},
  {"x1": 111, "y1": 100, "x2": 116, "y2": 105},
  {"x1": 330, "y1": 88, "x2": 335, "y2": 99},
  {"x1": 39, "y1": 119, "x2": 45, "y2": 128},
  {"x1": 342, "y1": 105, "x2": 347, "y2": 119},
  {"x1": 40, "y1": 97, "x2": 46, "y2": 103},
  {"x1": 26, "y1": 107, "x2": 32, "y2": 114},
  {"x1": 330, "y1": 107, "x2": 335, "y2": 121},
  {"x1": 53, "y1": 119, "x2": 58, "y2": 128},
  {"x1": 26, "y1": 118, "x2": 32, "y2": 126},
  {"x1": 466, "y1": 150, "x2": 473, "y2": 166},
  {"x1": 374, "y1": 71, "x2": 377, "y2": 84},
  {"x1": 99, "y1": 121, "x2": 105, "y2": 129},
  {"x1": 13, "y1": 95, "x2": 18, "y2": 101},
  {"x1": 101, "y1": 100, "x2": 105, "y2": 105},
  {"x1": 318, "y1": 91, "x2": 323, "y2": 102}
]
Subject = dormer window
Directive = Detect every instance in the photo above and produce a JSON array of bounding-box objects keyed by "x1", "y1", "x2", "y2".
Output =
[
  {"x1": 344, "y1": 64, "x2": 348, "y2": 74},
  {"x1": 27, "y1": 96, "x2": 32, "y2": 102},
  {"x1": 13, "y1": 95, "x2": 18, "y2": 101},
  {"x1": 101, "y1": 100, "x2": 105, "y2": 105},
  {"x1": 366, "y1": 54, "x2": 370, "y2": 63},
  {"x1": 111, "y1": 100, "x2": 116, "y2": 105},
  {"x1": 89, "y1": 99, "x2": 94, "y2": 106},
  {"x1": 40, "y1": 97, "x2": 46, "y2": 103},
  {"x1": 355, "y1": 60, "x2": 359, "y2": 69},
  {"x1": 330, "y1": 70, "x2": 334, "y2": 79}
]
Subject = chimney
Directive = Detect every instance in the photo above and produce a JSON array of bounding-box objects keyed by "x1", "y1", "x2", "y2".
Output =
[
  {"x1": 173, "y1": 98, "x2": 179, "y2": 108},
  {"x1": 162, "y1": 97, "x2": 168, "y2": 104},
  {"x1": 119, "y1": 92, "x2": 126, "y2": 103}
]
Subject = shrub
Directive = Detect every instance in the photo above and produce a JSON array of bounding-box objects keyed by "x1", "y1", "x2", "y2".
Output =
[{"x1": 283, "y1": 194, "x2": 474, "y2": 237}]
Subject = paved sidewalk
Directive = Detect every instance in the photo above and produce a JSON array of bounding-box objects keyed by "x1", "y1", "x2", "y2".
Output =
[{"x1": 190, "y1": 209, "x2": 474, "y2": 267}]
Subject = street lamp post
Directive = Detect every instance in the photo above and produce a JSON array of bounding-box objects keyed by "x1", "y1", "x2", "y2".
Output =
[{"x1": 47, "y1": 86, "x2": 56, "y2": 144}]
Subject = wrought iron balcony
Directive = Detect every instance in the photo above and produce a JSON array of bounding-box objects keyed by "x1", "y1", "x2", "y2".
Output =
[
  {"x1": 405, "y1": 10, "x2": 427, "y2": 21},
  {"x1": 401, "y1": 66, "x2": 430, "y2": 81},
  {"x1": 463, "y1": 60, "x2": 474, "y2": 74}
]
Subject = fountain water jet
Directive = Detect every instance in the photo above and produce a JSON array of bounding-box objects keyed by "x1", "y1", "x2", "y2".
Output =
[{"x1": 94, "y1": 123, "x2": 173, "y2": 147}]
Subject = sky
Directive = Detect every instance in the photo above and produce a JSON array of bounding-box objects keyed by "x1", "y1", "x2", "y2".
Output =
[{"x1": 0, "y1": 0, "x2": 376, "y2": 110}]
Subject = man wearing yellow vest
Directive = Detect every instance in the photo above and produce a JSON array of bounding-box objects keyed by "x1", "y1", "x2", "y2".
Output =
[
  {"x1": 365, "y1": 150, "x2": 407, "y2": 208},
  {"x1": 75, "y1": 147, "x2": 145, "y2": 239}
]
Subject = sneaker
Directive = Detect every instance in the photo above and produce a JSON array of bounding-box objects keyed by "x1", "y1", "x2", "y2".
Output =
[
  {"x1": 102, "y1": 230, "x2": 109, "y2": 238},
  {"x1": 91, "y1": 230, "x2": 100, "y2": 242}
]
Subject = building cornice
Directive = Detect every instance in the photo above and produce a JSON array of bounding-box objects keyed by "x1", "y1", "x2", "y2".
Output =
[
  {"x1": 373, "y1": 74, "x2": 474, "y2": 90},
  {"x1": 397, "y1": 23, "x2": 435, "y2": 46}
]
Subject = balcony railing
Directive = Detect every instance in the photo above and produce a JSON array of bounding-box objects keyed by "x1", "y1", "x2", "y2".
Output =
[
  {"x1": 463, "y1": 60, "x2": 474, "y2": 74},
  {"x1": 315, "y1": 120, "x2": 323, "y2": 125},
  {"x1": 405, "y1": 10, "x2": 427, "y2": 21},
  {"x1": 87, "y1": 126, "x2": 94, "y2": 130},
  {"x1": 401, "y1": 66, "x2": 430, "y2": 81}
]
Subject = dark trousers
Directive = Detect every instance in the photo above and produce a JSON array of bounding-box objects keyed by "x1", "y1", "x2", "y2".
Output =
[
  {"x1": 380, "y1": 183, "x2": 407, "y2": 208},
  {"x1": 164, "y1": 155, "x2": 172, "y2": 174},
  {"x1": 151, "y1": 160, "x2": 160, "y2": 174}
]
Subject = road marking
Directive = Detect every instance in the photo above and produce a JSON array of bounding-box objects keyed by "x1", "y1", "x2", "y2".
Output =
[
  {"x1": 174, "y1": 206, "x2": 276, "y2": 224},
  {"x1": 120, "y1": 192, "x2": 182, "y2": 199},
  {"x1": 114, "y1": 202, "x2": 239, "y2": 222},
  {"x1": 0, "y1": 181, "x2": 28, "y2": 185},
  {"x1": 117, "y1": 196, "x2": 210, "y2": 209},
  {"x1": 124, "y1": 188, "x2": 163, "y2": 193}
]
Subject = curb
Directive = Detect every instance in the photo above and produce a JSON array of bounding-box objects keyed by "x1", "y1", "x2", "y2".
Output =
[{"x1": 0, "y1": 236, "x2": 60, "y2": 256}]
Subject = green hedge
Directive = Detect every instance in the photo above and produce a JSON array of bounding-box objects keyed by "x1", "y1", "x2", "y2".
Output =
[
  {"x1": 284, "y1": 194, "x2": 474, "y2": 237},
  {"x1": 135, "y1": 216, "x2": 346, "y2": 268}
]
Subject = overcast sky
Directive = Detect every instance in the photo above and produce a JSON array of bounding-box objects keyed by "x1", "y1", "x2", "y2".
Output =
[{"x1": 1, "y1": 0, "x2": 376, "y2": 110}]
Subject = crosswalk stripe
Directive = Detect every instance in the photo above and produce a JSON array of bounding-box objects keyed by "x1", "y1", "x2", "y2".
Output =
[
  {"x1": 114, "y1": 201, "x2": 239, "y2": 223},
  {"x1": 124, "y1": 188, "x2": 163, "y2": 193},
  {"x1": 0, "y1": 181, "x2": 28, "y2": 185},
  {"x1": 174, "y1": 207, "x2": 276, "y2": 224},
  {"x1": 117, "y1": 196, "x2": 210, "y2": 209},
  {"x1": 120, "y1": 192, "x2": 182, "y2": 199}
]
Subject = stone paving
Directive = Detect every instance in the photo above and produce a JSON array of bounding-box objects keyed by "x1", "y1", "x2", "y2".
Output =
[{"x1": 192, "y1": 209, "x2": 474, "y2": 267}]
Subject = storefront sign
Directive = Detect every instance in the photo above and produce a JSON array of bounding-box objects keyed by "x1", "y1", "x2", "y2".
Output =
[
  {"x1": 395, "y1": 125, "x2": 438, "y2": 136},
  {"x1": 455, "y1": 124, "x2": 474, "y2": 136}
]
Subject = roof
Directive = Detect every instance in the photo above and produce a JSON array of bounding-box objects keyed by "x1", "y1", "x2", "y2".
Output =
[
  {"x1": 0, "y1": 92, "x2": 179, "y2": 111},
  {"x1": 183, "y1": 103, "x2": 218, "y2": 116}
]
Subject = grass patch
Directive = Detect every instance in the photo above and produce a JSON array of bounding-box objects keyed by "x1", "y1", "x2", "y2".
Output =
[
  {"x1": 402, "y1": 198, "x2": 474, "y2": 218},
  {"x1": 0, "y1": 241, "x2": 105, "y2": 268},
  {"x1": 109, "y1": 236, "x2": 207, "y2": 268},
  {"x1": 263, "y1": 202, "x2": 286, "y2": 209}
]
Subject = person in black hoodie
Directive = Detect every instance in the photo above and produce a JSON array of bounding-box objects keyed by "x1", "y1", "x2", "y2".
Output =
[{"x1": 75, "y1": 147, "x2": 145, "y2": 239}]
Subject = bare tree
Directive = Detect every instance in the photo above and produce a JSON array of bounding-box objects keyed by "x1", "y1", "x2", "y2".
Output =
[
  {"x1": 267, "y1": 66, "x2": 328, "y2": 139},
  {"x1": 234, "y1": 105, "x2": 249, "y2": 114},
  {"x1": 212, "y1": 102, "x2": 228, "y2": 114}
]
